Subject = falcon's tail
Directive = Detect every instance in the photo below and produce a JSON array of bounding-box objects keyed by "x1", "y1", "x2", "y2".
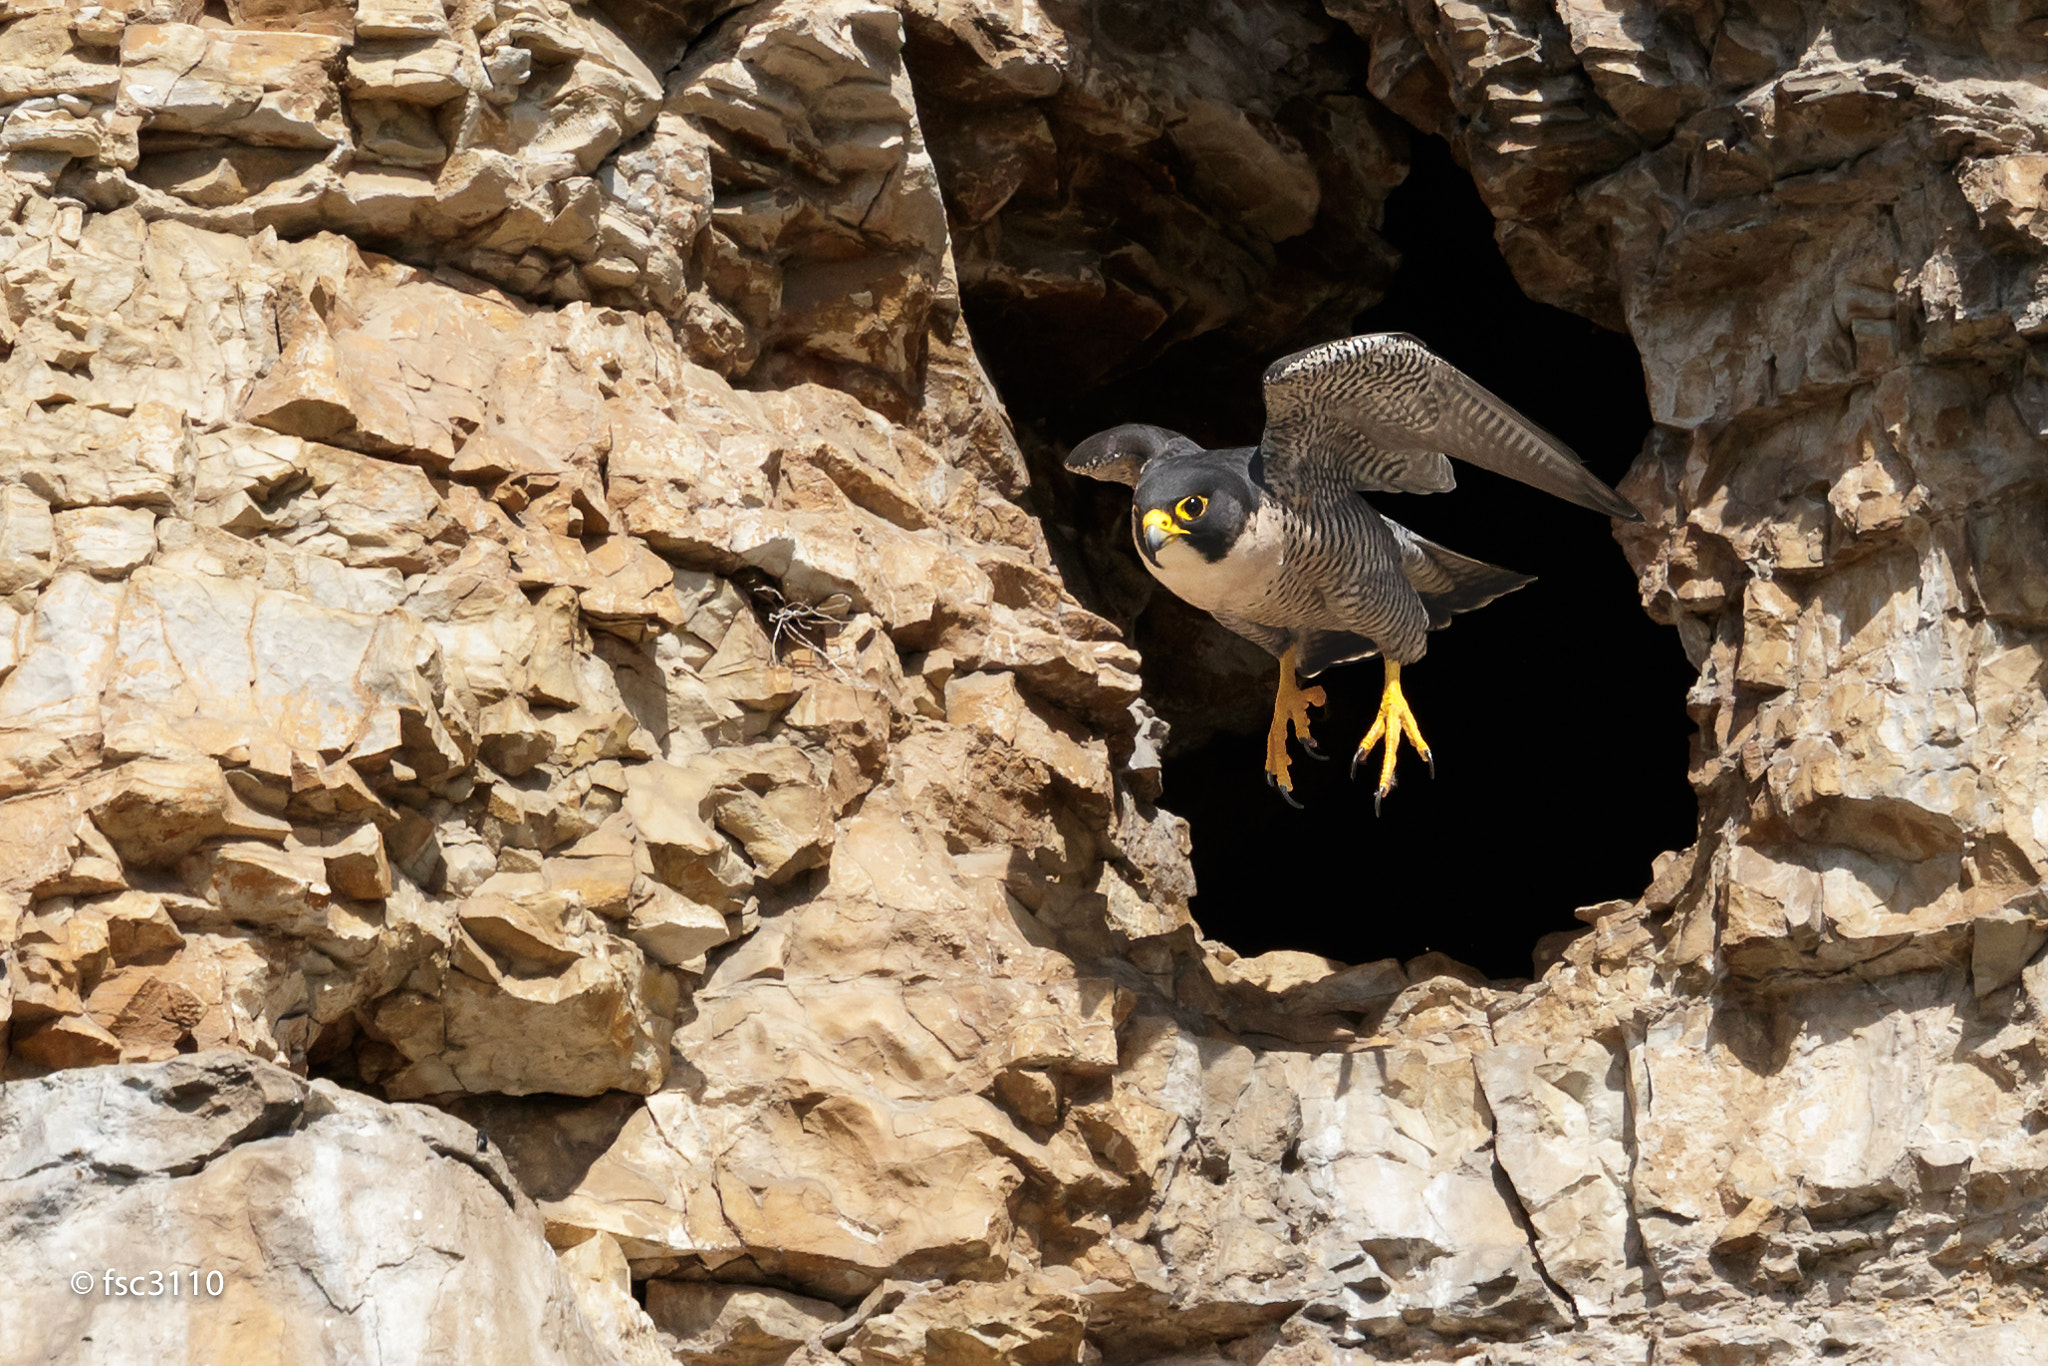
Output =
[{"x1": 1387, "y1": 519, "x2": 1534, "y2": 629}]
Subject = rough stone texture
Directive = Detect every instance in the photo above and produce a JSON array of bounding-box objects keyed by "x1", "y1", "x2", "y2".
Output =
[
  {"x1": 912, "y1": 0, "x2": 1406, "y2": 401},
  {"x1": 3, "y1": 0, "x2": 2048, "y2": 1363},
  {"x1": 0, "y1": 1051, "x2": 630, "y2": 1363}
]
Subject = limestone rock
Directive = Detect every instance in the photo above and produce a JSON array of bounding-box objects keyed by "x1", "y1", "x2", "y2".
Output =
[
  {"x1": 556, "y1": 1232, "x2": 673, "y2": 1366},
  {"x1": 5, "y1": 0, "x2": 2048, "y2": 1361},
  {"x1": 0, "y1": 1053, "x2": 627, "y2": 1363},
  {"x1": 118, "y1": 25, "x2": 347, "y2": 150},
  {"x1": 645, "y1": 1281, "x2": 841, "y2": 1365},
  {"x1": 927, "y1": 0, "x2": 1405, "y2": 395}
]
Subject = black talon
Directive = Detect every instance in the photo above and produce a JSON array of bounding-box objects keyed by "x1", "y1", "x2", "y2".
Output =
[
  {"x1": 1426, "y1": 752, "x2": 1436, "y2": 780},
  {"x1": 1348, "y1": 749, "x2": 1364, "y2": 781},
  {"x1": 1302, "y1": 739, "x2": 1330, "y2": 761},
  {"x1": 1279, "y1": 785, "x2": 1304, "y2": 810},
  {"x1": 1373, "y1": 787, "x2": 1384, "y2": 817}
]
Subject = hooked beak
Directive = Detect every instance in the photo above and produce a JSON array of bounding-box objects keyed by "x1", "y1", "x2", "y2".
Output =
[{"x1": 1141, "y1": 507, "x2": 1184, "y2": 557}]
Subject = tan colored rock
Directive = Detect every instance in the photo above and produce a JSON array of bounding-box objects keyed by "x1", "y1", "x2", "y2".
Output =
[
  {"x1": 0, "y1": 1055, "x2": 629, "y2": 1362},
  {"x1": 101, "y1": 891, "x2": 187, "y2": 963},
  {"x1": 129, "y1": 144, "x2": 317, "y2": 208},
  {"x1": 489, "y1": 8, "x2": 661, "y2": 180},
  {"x1": 837, "y1": 1276, "x2": 1090, "y2": 1366},
  {"x1": 188, "y1": 426, "x2": 299, "y2": 522},
  {"x1": 2, "y1": 0, "x2": 2044, "y2": 1359},
  {"x1": 555, "y1": 1232, "x2": 671, "y2": 1366},
  {"x1": 621, "y1": 757, "x2": 752, "y2": 903},
  {"x1": 0, "y1": 605, "x2": 19, "y2": 692},
  {"x1": 118, "y1": 24, "x2": 346, "y2": 148},
  {"x1": 84, "y1": 968, "x2": 208, "y2": 1062},
  {"x1": 353, "y1": 99, "x2": 448, "y2": 168},
  {"x1": 290, "y1": 822, "x2": 391, "y2": 901},
  {"x1": 945, "y1": 669, "x2": 1110, "y2": 796},
  {"x1": 323, "y1": 167, "x2": 437, "y2": 236},
  {"x1": 0, "y1": 100, "x2": 104, "y2": 159},
  {"x1": 1169, "y1": 98, "x2": 1321, "y2": 241},
  {"x1": 477, "y1": 697, "x2": 553, "y2": 777},
  {"x1": 693, "y1": 743, "x2": 832, "y2": 882},
  {"x1": 87, "y1": 760, "x2": 235, "y2": 868},
  {"x1": 28, "y1": 813, "x2": 127, "y2": 899},
  {"x1": 366, "y1": 908, "x2": 671, "y2": 1098},
  {"x1": 461, "y1": 875, "x2": 586, "y2": 969},
  {"x1": 0, "y1": 572, "x2": 122, "y2": 766},
  {"x1": 346, "y1": 38, "x2": 470, "y2": 106},
  {"x1": 16, "y1": 401, "x2": 192, "y2": 513},
  {"x1": 1475, "y1": 1028, "x2": 1642, "y2": 1315},
  {"x1": 355, "y1": 0, "x2": 451, "y2": 41},
  {"x1": 622, "y1": 883, "x2": 732, "y2": 969},
  {"x1": 0, "y1": 16, "x2": 121, "y2": 105},
  {"x1": 432, "y1": 147, "x2": 524, "y2": 229},
  {"x1": 51, "y1": 506, "x2": 155, "y2": 578},
  {"x1": 542, "y1": 838, "x2": 638, "y2": 918},
  {"x1": 10, "y1": 1011, "x2": 123, "y2": 1068},
  {"x1": 645, "y1": 1281, "x2": 840, "y2": 1365},
  {"x1": 209, "y1": 839, "x2": 332, "y2": 935},
  {"x1": 0, "y1": 487, "x2": 55, "y2": 594}
]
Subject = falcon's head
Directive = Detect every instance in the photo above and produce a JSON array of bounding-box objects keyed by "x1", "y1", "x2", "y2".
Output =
[{"x1": 1131, "y1": 455, "x2": 1258, "y2": 570}]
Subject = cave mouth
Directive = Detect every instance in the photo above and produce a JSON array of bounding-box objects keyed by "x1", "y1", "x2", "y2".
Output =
[
  {"x1": 982, "y1": 135, "x2": 1699, "y2": 982},
  {"x1": 1156, "y1": 138, "x2": 1698, "y2": 981}
]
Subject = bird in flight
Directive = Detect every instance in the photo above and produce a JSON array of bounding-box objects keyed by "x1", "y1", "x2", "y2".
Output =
[{"x1": 1066, "y1": 332, "x2": 1642, "y2": 809}]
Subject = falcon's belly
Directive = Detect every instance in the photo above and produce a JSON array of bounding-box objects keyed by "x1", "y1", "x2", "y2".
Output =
[{"x1": 1141, "y1": 502, "x2": 1304, "y2": 622}]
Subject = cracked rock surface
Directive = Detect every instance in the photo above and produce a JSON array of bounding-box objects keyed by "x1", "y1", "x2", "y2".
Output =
[
  {"x1": 3, "y1": 0, "x2": 2048, "y2": 1362},
  {"x1": 0, "y1": 1051, "x2": 628, "y2": 1364}
]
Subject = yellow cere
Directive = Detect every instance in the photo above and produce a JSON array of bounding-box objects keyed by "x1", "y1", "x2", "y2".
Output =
[{"x1": 1143, "y1": 508, "x2": 1187, "y2": 539}]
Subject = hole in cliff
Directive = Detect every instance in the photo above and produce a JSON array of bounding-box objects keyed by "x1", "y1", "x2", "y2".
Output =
[
  {"x1": 1000, "y1": 136, "x2": 1696, "y2": 981},
  {"x1": 1159, "y1": 138, "x2": 1696, "y2": 980}
]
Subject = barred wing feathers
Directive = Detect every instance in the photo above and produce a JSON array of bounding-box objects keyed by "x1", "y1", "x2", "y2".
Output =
[{"x1": 1259, "y1": 333, "x2": 1642, "y2": 521}]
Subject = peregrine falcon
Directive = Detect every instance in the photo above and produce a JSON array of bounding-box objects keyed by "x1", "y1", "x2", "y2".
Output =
[{"x1": 1065, "y1": 332, "x2": 1642, "y2": 809}]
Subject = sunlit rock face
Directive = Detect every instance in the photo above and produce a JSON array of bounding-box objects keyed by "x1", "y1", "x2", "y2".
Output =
[{"x1": 1, "y1": 0, "x2": 2047, "y2": 1363}]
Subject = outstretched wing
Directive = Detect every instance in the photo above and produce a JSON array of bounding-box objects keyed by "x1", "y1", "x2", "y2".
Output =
[
  {"x1": 1259, "y1": 333, "x2": 1643, "y2": 520},
  {"x1": 1064, "y1": 424, "x2": 1205, "y2": 488}
]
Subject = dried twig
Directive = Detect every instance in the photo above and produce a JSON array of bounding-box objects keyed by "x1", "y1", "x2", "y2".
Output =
[{"x1": 732, "y1": 569, "x2": 862, "y2": 686}]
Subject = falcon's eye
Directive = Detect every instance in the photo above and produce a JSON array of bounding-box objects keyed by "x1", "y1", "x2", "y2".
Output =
[{"x1": 1176, "y1": 495, "x2": 1209, "y2": 522}]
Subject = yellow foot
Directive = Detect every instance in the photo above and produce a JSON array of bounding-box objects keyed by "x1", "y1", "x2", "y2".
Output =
[
  {"x1": 1350, "y1": 659, "x2": 1432, "y2": 814},
  {"x1": 1263, "y1": 645, "x2": 1328, "y2": 808}
]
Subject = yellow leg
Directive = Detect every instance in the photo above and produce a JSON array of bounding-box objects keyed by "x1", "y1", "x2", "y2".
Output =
[
  {"x1": 1262, "y1": 646, "x2": 1327, "y2": 806},
  {"x1": 1351, "y1": 659, "x2": 1431, "y2": 813}
]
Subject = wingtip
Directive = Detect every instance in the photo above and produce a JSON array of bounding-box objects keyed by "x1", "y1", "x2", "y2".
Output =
[
  {"x1": 1060, "y1": 431, "x2": 1118, "y2": 477},
  {"x1": 1586, "y1": 485, "x2": 1645, "y2": 522},
  {"x1": 1063, "y1": 429, "x2": 1142, "y2": 485},
  {"x1": 1063, "y1": 424, "x2": 1197, "y2": 487}
]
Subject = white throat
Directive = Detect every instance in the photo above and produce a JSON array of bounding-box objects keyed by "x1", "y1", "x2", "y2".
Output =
[{"x1": 1140, "y1": 504, "x2": 1287, "y2": 616}]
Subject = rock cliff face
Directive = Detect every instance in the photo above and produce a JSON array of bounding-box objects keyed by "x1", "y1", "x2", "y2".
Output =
[{"x1": 2, "y1": 0, "x2": 2047, "y2": 1363}]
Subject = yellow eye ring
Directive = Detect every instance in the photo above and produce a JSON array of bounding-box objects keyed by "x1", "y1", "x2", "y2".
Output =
[{"x1": 1176, "y1": 495, "x2": 1208, "y2": 522}]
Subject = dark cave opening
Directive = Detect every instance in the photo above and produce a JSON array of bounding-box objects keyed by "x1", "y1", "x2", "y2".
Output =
[
  {"x1": 1159, "y1": 138, "x2": 1699, "y2": 980},
  {"x1": 994, "y1": 136, "x2": 1699, "y2": 981}
]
